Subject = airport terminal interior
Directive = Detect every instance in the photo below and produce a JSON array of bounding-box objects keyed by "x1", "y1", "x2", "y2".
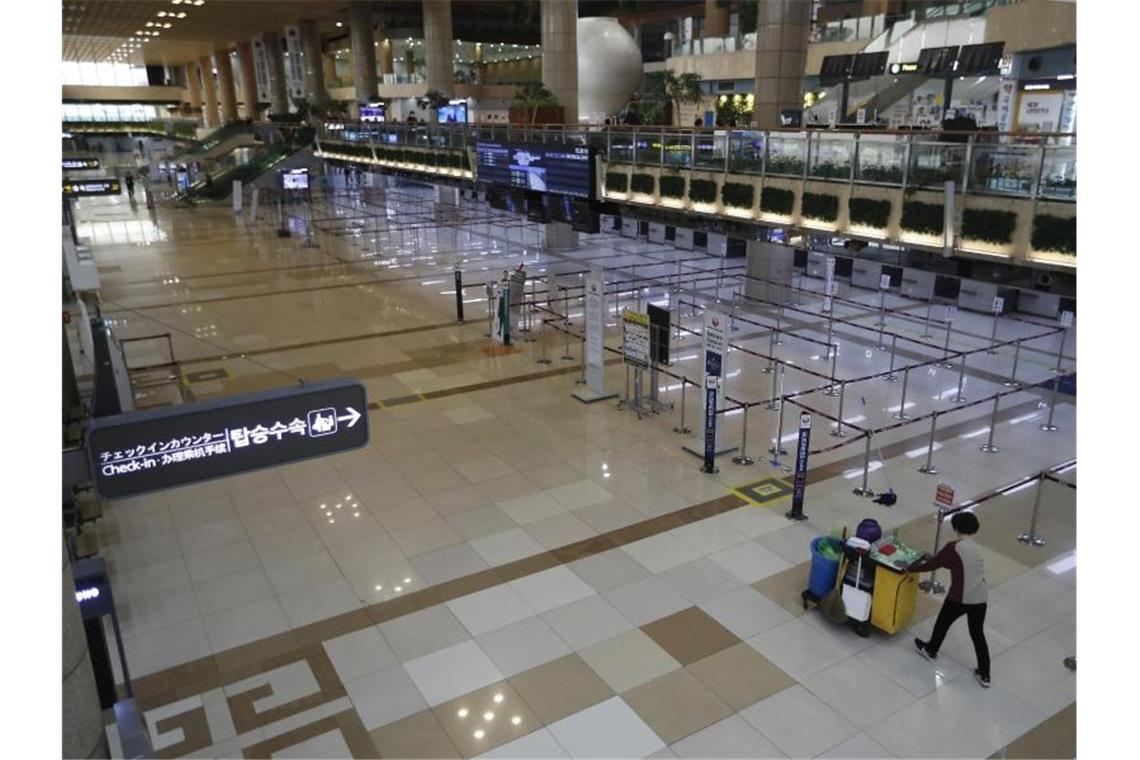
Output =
[{"x1": 52, "y1": 1, "x2": 1092, "y2": 758}]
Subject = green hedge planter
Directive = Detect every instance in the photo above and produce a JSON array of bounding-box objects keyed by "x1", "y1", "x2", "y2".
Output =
[
  {"x1": 859, "y1": 165, "x2": 903, "y2": 184},
  {"x1": 759, "y1": 187, "x2": 794, "y2": 215},
  {"x1": 690, "y1": 179, "x2": 717, "y2": 204},
  {"x1": 767, "y1": 155, "x2": 804, "y2": 175},
  {"x1": 901, "y1": 201, "x2": 944, "y2": 235},
  {"x1": 801, "y1": 192, "x2": 838, "y2": 221},
  {"x1": 721, "y1": 182, "x2": 754, "y2": 209},
  {"x1": 605, "y1": 172, "x2": 629, "y2": 193},
  {"x1": 630, "y1": 173, "x2": 655, "y2": 195},
  {"x1": 849, "y1": 197, "x2": 891, "y2": 228},
  {"x1": 962, "y1": 208, "x2": 1017, "y2": 244},
  {"x1": 809, "y1": 162, "x2": 850, "y2": 180},
  {"x1": 659, "y1": 175, "x2": 686, "y2": 199},
  {"x1": 1031, "y1": 214, "x2": 1076, "y2": 255}
]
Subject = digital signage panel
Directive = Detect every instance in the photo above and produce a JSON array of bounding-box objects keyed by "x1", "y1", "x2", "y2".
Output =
[
  {"x1": 476, "y1": 142, "x2": 594, "y2": 199},
  {"x1": 280, "y1": 168, "x2": 310, "y2": 190}
]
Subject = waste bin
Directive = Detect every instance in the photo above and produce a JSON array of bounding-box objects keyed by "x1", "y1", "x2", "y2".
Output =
[{"x1": 808, "y1": 536, "x2": 842, "y2": 598}]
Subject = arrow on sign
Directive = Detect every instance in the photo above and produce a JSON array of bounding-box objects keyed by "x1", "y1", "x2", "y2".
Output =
[{"x1": 337, "y1": 407, "x2": 361, "y2": 428}]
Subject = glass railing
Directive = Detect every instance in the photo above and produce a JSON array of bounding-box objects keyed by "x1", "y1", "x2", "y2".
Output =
[
  {"x1": 316, "y1": 121, "x2": 1077, "y2": 202},
  {"x1": 673, "y1": 33, "x2": 756, "y2": 56}
]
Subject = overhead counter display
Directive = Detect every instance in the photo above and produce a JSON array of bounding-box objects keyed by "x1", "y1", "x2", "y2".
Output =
[{"x1": 475, "y1": 141, "x2": 595, "y2": 199}]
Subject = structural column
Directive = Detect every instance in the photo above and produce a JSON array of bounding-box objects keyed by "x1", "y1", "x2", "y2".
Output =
[
  {"x1": 379, "y1": 38, "x2": 394, "y2": 80},
  {"x1": 214, "y1": 48, "x2": 239, "y2": 123},
  {"x1": 423, "y1": 0, "x2": 455, "y2": 99},
  {"x1": 704, "y1": 0, "x2": 729, "y2": 37},
  {"x1": 540, "y1": 0, "x2": 579, "y2": 124},
  {"x1": 349, "y1": 1, "x2": 379, "y2": 105},
  {"x1": 298, "y1": 19, "x2": 329, "y2": 108},
  {"x1": 183, "y1": 62, "x2": 203, "y2": 124},
  {"x1": 198, "y1": 55, "x2": 220, "y2": 128},
  {"x1": 753, "y1": 0, "x2": 810, "y2": 129},
  {"x1": 63, "y1": 541, "x2": 107, "y2": 760},
  {"x1": 262, "y1": 31, "x2": 290, "y2": 116},
  {"x1": 236, "y1": 40, "x2": 260, "y2": 119}
]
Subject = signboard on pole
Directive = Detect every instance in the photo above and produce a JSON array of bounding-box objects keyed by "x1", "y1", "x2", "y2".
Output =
[
  {"x1": 703, "y1": 310, "x2": 726, "y2": 375},
  {"x1": 934, "y1": 482, "x2": 955, "y2": 510},
  {"x1": 585, "y1": 268, "x2": 605, "y2": 372},
  {"x1": 622, "y1": 309, "x2": 650, "y2": 369},
  {"x1": 879, "y1": 273, "x2": 891, "y2": 290},
  {"x1": 87, "y1": 379, "x2": 369, "y2": 499},
  {"x1": 63, "y1": 178, "x2": 121, "y2": 197},
  {"x1": 787, "y1": 413, "x2": 812, "y2": 520},
  {"x1": 1060, "y1": 310, "x2": 1074, "y2": 328},
  {"x1": 992, "y1": 296, "x2": 1004, "y2": 314},
  {"x1": 946, "y1": 304, "x2": 957, "y2": 323},
  {"x1": 702, "y1": 375, "x2": 719, "y2": 473}
]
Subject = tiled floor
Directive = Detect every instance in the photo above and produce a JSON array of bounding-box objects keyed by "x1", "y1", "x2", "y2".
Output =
[{"x1": 83, "y1": 177, "x2": 1076, "y2": 758}]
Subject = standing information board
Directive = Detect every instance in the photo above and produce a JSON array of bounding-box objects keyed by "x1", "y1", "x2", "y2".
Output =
[
  {"x1": 622, "y1": 309, "x2": 650, "y2": 369},
  {"x1": 787, "y1": 413, "x2": 812, "y2": 520},
  {"x1": 87, "y1": 379, "x2": 369, "y2": 499},
  {"x1": 574, "y1": 267, "x2": 617, "y2": 403}
]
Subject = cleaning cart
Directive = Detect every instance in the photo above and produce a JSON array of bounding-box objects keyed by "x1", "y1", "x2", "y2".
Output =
[{"x1": 802, "y1": 527, "x2": 925, "y2": 637}]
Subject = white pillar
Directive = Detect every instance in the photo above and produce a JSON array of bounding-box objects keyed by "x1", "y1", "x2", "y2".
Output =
[
  {"x1": 262, "y1": 31, "x2": 290, "y2": 116},
  {"x1": 423, "y1": 0, "x2": 455, "y2": 99},
  {"x1": 237, "y1": 41, "x2": 260, "y2": 119},
  {"x1": 214, "y1": 48, "x2": 238, "y2": 123},
  {"x1": 299, "y1": 19, "x2": 329, "y2": 108},
  {"x1": 198, "y1": 55, "x2": 219, "y2": 127},
  {"x1": 541, "y1": 0, "x2": 579, "y2": 124}
]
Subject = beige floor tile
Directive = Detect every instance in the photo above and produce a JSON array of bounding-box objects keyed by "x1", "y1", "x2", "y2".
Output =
[
  {"x1": 432, "y1": 680, "x2": 541, "y2": 758},
  {"x1": 686, "y1": 642, "x2": 796, "y2": 710},
  {"x1": 579, "y1": 629, "x2": 681, "y2": 693},
  {"x1": 750, "y1": 562, "x2": 811, "y2": 618},
  {"x1": 622, "y1": 669, "x2": 733, "y2": 745},
  {"x1": 640, "y1": 607, "x2": 741, "y2": 666},
  {"x1": 369, "y1": 709, "x2": 461, "y2": 759},
  {"x1": 508, "y1": 654, "x2": 613, "y2": 725}
]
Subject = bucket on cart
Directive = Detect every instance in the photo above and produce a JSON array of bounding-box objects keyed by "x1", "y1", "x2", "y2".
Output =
[{"x1": 808, "y1": 536, "x2": 842, "y2": 598}]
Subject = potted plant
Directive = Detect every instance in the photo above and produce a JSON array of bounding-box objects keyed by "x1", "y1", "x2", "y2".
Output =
[{"x1": 510, "y1": 81, "x2": 563, "y2": 125}]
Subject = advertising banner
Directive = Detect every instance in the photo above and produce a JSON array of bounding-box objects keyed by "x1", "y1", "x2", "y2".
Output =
[
  {"x1": 251, "y1": 38, "x2": 272, "y2": 103},
  {"x1": 703, "y1": 376, "x2": 719, "y2": 473},
  {"x1": 1016, "y1": 91, "x2": 1064, "y2": 133},
  {"x1": 283, "y1": 26, "x2": 305, "y2": 99},
  {"x1": 586, "y1": 267, "x2": 605, "y2": 372}
]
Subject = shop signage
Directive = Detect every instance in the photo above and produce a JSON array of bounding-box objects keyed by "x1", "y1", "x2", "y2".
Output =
[
  {"x1": 622, "y1": 309, "x2": 650, "y2": 369},
  {"x1": 996, "y1": 79, "x2": 1017, "y2": 134},
  {"x1": 787, "y1": 413, "x2": 812, "y2": 520},
  {"x1": 251, "y1": 38, "x2": 272, "y2": 103},
  {"x1": 1017, "y1": 92, "x2": 1064, "y2": 133},
  {"x1": 63, "y1": 178, "x2": 121, "y2": 197},
  {"x1": 87, "y1": 379, "x2": 369, "y2": 499}
]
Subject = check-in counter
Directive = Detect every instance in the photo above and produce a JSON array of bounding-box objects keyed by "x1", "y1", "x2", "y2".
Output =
[
  {"x1": 648, "y1": 222, "x2": 666, "y2": 244},
  {"x1": 900, "y1": 268, "x2": 936, "y2": 301},
  {"x1": 706, "y1": 231, "x2": 728, "y2": 258},
  {"x1": 806, "y1": 251, "x2": 828, "y2": 279},
  {"x1": 958, "y1": 279, "x2": 1018, "y2": 314},
  {"x1": 621, "y1": 217, "x2": 639, "y2": 238},
  {"x1": 851, "y1": 259, "x2": 883, "y2": 291},
  {"x1": 1017, "y1": 289, "x2": 1061, "y2": 318},
  {"x1": 674, "y1": 227, "x2": 694, "y2": 250}
]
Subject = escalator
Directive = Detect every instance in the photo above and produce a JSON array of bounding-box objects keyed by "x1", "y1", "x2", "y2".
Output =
[{"x1": 177, "y1": 127, "x2": 315, "y2": 203}]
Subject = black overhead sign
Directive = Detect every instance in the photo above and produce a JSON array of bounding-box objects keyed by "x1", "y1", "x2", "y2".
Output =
[
  {"x1": 63, "y1": 157, "x2": 101, "y2": 171},
  {"x1": 87, "y1": 379, "x2": 370, "y2": 499},
  {"x1": 63, "y1": 178, "x2": 121, "y2": 197}
]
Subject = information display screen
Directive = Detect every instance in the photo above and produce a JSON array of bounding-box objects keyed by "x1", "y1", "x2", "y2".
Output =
[
  {"x1": 476, "y1": 141, "x2": 594, "y2": 199},
  {"x1": 437, "y1": 102, "x2": 467, "y2": 123},
  {"x1": 63, "y1": 157, "x2": 101, "y2": 171},
  {"x1": 360, "y1": 104, "x2": 385, "y2": 122},
  {"x1": 280, "y1": 168, "x2": 310, "y2": 190},
  {"x1": 63, "y1": 178, "x2": 121, "y2": 197},
  {"x1": 87, "y1": 379, "x2": 369, "y2": 499}
]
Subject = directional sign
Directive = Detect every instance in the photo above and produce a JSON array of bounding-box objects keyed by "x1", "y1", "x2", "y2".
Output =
[
  {"x1": 63, "y1": 157, "x2": 101, "y2": 171},
  {"x1": 63, "y1": 178, "x2": 121, "y2": 197},
  {"x1": 87, "y1": 379, "x2": 369, "y2": 499}
]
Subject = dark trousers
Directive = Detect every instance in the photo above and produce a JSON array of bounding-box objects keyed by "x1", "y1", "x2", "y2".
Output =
[{"x1": 927, "y1": 601, "x2": 990, "y2": 678}]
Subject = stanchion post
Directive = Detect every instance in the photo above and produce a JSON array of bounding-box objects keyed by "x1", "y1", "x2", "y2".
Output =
[
  {"x1": 766, "y1": 361, "x2": 780, "y2": 410},
  {"x1": 768, "y1": 396, "x2": 788, "y2": 456},
  {"x1": 921, "y1": 298, "x2": 935, "y2": 340},
  {"x1": 831, "y1": 382, "x2": 847, "y2": 438},
  {"x1": 918, "y1": 412, "x2": 939, "y2": 474},
  {"x1": 953, "y1": 352, "x2": 969, "y2": 403},
  {"x1": 987, "y1": 307, "x2": 1000, "y2": 354},
  {"x1": 576, "y1": 326, "x2": 587, "y2": 385},
  {"x1": 536, "y1": 313, "x2": 551, "y2": 364},
  {"x1": 822, "y1": 346, "x2": 839, "y2": 396},
  {"x1": 453, "y1": 267, "x2": 465, "y2": 323},
  {"x1": 940, "y1": 314, "x2": 954, "y2": 368},
  {"x1": 773, "y1": 309, "x2": 783, "y2": 346},
  {"x1": 732, "y1": 405, "x2": 755, "y2": 465},
  {"x1": 673, "y1": 378, "x2": 691, "y2": 434},
  {"x1": 852, "y1": 433, "x2": 875, "y2": 497},
  {"x1": 893, "y1": 367, "x2": 911, "y2": 420},
  {"x1": 1039, "y1": 328, "x2": 1068, "y2": 432},
  {"x1": 980, "y1": 394, "x2": 1001, "y2": 453},
  {"x1": 1004, "y1": 338, "x2": 1023, "y2": 388},
  {"x1": 885, "y1": 334, "x2": 899, "y2": 381},
  {"x1": 1017, "y1": 473, "x2": 1048, "y2": 547},
  {"x1": 919, "y1": 508, "x2": 948, "y2": 594}
]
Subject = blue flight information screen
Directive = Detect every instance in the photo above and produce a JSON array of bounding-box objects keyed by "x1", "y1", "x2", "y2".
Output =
[{"x1": 476, "y1": 142, "x2": 594, "y2": 199}]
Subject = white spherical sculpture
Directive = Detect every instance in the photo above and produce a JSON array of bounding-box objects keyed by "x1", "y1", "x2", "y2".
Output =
[{"x1": 577, "y1": 17, "x2": 643, "y2": 124}]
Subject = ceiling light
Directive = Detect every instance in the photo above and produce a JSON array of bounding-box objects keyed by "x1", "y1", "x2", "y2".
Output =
[
  {"x1": 194, "y1": 0, "x2": 205, "y2": 5},
  {"x1": 336, "y1": 21, "x2": 343, "y2": 27},
  {"x1": 172, "y1": 0, "x2": 182, "y2": 4},
  {"x1": 157, "y1": 11, "x2": 166, "y2": 16},
  {"x1": 176, "y1": 11, "x2": 186, "y2": 17},
  {"x1": 145, "y1": 21, "x2": 155, "y2": 26},
  {"x1": 163, "y1": 23, "x2": 172, "y2": 28}
]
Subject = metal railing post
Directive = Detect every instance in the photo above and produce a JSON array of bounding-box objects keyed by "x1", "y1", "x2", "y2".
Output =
[
  {"x1": 922, "y1": 297, "x2": 936, "y2": 339},
  {"x1": 673, "y1": 379, "x2": 691, "y2": 434},
  {"x1": 822, "y1": 346, "x2": 839, "y2": 395},
  {"x1": 919, "y1": 508, "x2": 948, "y2": 594},
  {"x1": 769, "y1": 395, "x2": 788, "y2": 457},
  {"x1": 940, "y1": 316, "x2": 954, "y2": 368},
  {"x1": 980, "y1": 393, "x2": 1001, "y2": 453},
  {"x1": 732, "y1": 405, "x2": 755, "y2": 465},
  {"x1": 831, "y1": 382, "x2": 847, "y2": 438},
  {"x1": 893, "y1": 367, "x2": 911, "y2": 420},
  {"x1": 918, "y1": 412, "x2": 939, "y2": 474},
  {"x1": 852, "y1": 432, "x2": 875, "y2": 497},
  {"x1": 1004, "y1": 338, "x2": 1023, "y2": 387},
  {"x1": 885, "y1": 334, "x2": 899, "y2": 381},
  {"x1": 1040, "y1": 328, "x2": 1068, "y2": 432},
  {"x1": 1017, "y1": 472, "x2": 1048, "y2": 547}
]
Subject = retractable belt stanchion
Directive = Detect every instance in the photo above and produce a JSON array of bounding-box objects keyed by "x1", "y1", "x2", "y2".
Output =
[
  {"x1": 940, "y1": 316, "x2": 954, "y2": 368},
  {"x1": 953, "y1": 352, "x2": 969, "y2": 403},
  {"x1": 917, "y1": 412, "x2": 940, "y2": 474},
  {"x1": 893, "y1": 367, "x2": 911, "y2": 420},
  {"x1": 830, "y1": 382, "x2": 847, "y2": 438},
  {"x1": 852, "y1": 432, "x2": 875, "y2": 497},
  {"x1": 1040, "y1": 328, "x2": 1068, "y2": 432},
  {"x1": 987, "y1": 307, "x2": 1000, "y2": 354},
  {"x1": 769, "y1": 392, "x2": 788, "y2": 456},
  {"x1": 732, "y1": 404, "x2": 755, "y2": 466},
  {"x1": 822, "y1": 346, "x2": 839, "y2": 396},
  {"x1": 921, "y1": 298, "x2": 935, "y2": 340},
  {"x1": 560, "y1": 287, "x2": 573, "y2": 361},
  {"x1": 919, "y1": 508, "x2": 948, "y2": 594},
  {"x1": 536, "y1": 310, "x2": 551, "y2": 365},
  {"x1": 673, "y1": 378, "x2": 692, "y2": 434},
  {"x1": 980, "y1": 394, "x2": 1001, "y2": 453},
  {"x1": 1004, "y1": 338, "x2": 1023, "y2": 388},
  {"x1": 774, "y1": 305, "x2": 783, "y2": 346},
  {"x1": 1017, "y1": 472, "x2": 1048, "y2": 547},
  {"x1": 885, "y1": 334, "x2": 899, "y2": 382}
]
